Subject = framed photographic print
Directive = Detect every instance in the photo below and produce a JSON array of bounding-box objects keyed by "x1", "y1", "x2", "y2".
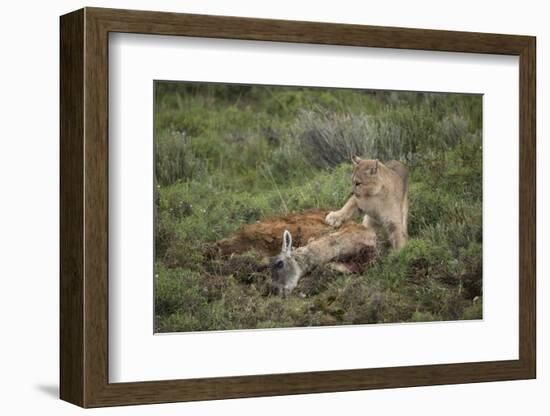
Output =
[{"x1": 60, "y1": 7, "x2": 536, "y2": 408}]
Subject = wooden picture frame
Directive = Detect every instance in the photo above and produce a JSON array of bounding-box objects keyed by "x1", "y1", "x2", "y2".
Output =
[{"x1": 60, "y1": 7, "x2": 536, "y2": 408}]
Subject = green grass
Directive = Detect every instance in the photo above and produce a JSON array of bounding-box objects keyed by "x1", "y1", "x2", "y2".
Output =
[{"x1": 154, "y1": 82, "x2": 483, "y2": 332}]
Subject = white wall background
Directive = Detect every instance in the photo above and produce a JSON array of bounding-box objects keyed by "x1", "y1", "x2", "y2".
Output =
[{"x1": 0, "y1": 0, "x2": 545, "y2": 414}]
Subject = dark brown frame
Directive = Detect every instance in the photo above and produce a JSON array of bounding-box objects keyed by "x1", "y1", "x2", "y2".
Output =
[{"x1": 60, "y1": 7, "x2": 536, "y2": 408}]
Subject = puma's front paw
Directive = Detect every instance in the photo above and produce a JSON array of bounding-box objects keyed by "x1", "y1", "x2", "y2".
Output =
[{"x1": 325, "y1": 211, "x2": 344, "y2": 228}]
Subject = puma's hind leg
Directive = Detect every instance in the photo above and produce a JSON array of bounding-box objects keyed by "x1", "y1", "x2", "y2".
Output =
[
  {"x1": 401, "y1": 196, "x2": 409, "y2": 238},
  {"x1": 388, "y1": 222, "x2": 407, "y2": 250}
]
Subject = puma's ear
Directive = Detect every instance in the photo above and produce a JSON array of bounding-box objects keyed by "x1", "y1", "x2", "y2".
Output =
[
  {"x1": 374, "y1": 159, "x2": 379, "y2": 173},
  {"x1": 282, "y1": 230, "x2": 292, "y2": 254},
  {"x1": 351, "y1": 155, "x2": 363, "y2": 165}
]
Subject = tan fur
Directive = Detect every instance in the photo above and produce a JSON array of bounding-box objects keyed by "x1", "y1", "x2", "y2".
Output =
[
  {"x1": 215, "y1": 209, "x2": 352, "y2": 257},
  {"x1": 325, "y1": 157, "x2": 409, "y2": 250},
  {"x1": 270, "y1": 223, "x2": 377, "y2": 296}
]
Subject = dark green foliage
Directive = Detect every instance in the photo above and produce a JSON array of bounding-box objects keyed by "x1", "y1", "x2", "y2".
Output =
[{"x1": 154, "y1": 82, "x2": 483, "y2": 332}]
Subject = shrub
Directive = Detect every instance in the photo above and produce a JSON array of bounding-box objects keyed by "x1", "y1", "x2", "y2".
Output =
[
  {"x1": 291, "y1": 110, "x2": 373, "y2": 169},
  {"x1": 289, "y1": 106, "x2": 473, "y2": 170},
  {"x1": 154, "y1": 265, "x2": 208, "y2": 322},
  {"x1": 155, "y1": 130, "x2": 203, "y2": 185}
]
